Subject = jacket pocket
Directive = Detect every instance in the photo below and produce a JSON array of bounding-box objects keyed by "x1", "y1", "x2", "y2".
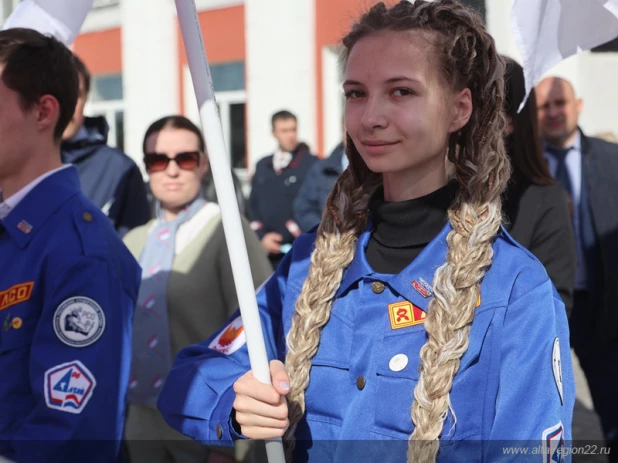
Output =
[
  {"x1": 0, "y1": 314, "x2": 35, "y2": 355},
  {"x1": 372, "y1": 308, "x2": 496, "y2": 441},
  {"x1": 302, "y1": 309, "x2": 352, "y2": 426}
]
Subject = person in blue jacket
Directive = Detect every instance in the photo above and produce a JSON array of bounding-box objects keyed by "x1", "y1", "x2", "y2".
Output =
[
  {"x1": 293, "y1": 141, "x2": 347, "y2": 233},
  {"x1": 0, "y1": 29, "x2": 140, "y2": 463},
  {"x1": 158, "y1": 1, "x2": 575, "y2": 462},
  {"x1": 61, "y1": 54, "x2": 151, "y2": 237}
]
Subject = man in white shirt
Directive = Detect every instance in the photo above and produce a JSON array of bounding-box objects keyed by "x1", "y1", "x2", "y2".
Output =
[{"x1": 248, "y1": 110, "x2": 317, "y2": 268}]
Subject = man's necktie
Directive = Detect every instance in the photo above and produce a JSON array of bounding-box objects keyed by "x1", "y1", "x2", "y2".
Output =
[{"x1": 547, "y1": 146, "x2": 573, "y2": 198}]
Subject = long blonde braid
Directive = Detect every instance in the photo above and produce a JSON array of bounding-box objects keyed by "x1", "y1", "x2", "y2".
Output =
[{"x1": 283, "y1": 146, "x2": 381, "y2": 460}]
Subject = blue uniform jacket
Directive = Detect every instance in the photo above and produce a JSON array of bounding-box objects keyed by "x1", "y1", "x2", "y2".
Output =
[
  {"x1": 158, "y1": 223, "x2": 575, "y2": 462},
  {"x1": 0, "y1": 167, "x2": 140, "y2": 463},
  {"x1": 61, "y1": 116, "x2": 151, "y2": 237}
]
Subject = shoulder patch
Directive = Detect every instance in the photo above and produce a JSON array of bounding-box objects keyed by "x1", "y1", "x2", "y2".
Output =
[
  {"x1": 53, "y1": 297, "x2": 106, "y2": 348},
  {"x1": 44, "y1": 360, "x2": 96, "y2": 414},
  {"x1": 542, "y1": 421, "x2": 565, "y2": 463},
  {"x1": 209, "y1": 316, "x2": 245, "y2": 355},
  {"x1": 552, "y1": 337, "x2": 564, "y2": 405}
]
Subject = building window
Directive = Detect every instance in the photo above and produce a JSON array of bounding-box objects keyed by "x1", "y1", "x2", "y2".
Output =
[
  {"x1": 90, "y1": 73, "x2": 123, "y2": 102},
  {"x1": 229, "y1": 103, "x2": 246, "y2": 169},
  {"x1": 211, "y1": 61, "x2": 245, "y2": 92},
  {"x1": 183, "y1": 64, "x2": 247, "y2": 171},
  {"x1": 85, "y1": 73, "x2": 125, "y2": 151}
]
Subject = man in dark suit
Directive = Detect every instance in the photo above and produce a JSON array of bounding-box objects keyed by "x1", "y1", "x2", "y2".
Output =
[
  {"x1": 537, "y1": 76, "x2": 618, "y2": 458},
  {"x1": 249, "y1": 110, "x2": 317, "y2": 268}
]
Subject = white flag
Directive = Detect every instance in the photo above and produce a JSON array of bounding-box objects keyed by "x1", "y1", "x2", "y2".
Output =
[
  {"x1": 511, "y1": 0, "x2": 618, "y2": 111},
  {"x1": 3, "y1": 0, "x2": 95, "y2": 46}
]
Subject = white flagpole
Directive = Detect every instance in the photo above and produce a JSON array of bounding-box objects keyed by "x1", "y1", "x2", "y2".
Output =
[{"x1": 174, "y1": 2, "x2": 285, "y2": 462}]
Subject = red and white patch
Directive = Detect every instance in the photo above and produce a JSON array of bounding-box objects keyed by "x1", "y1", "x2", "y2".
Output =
[
  {"x1": 44, "y1": 360, "x2": 96, "y2": 414},
  {"x1": 209, "y1": 316, "x2": 246, "y2": 355},
  {"x1": 542, "y1": 421, "x2": 566, "y2": 463}
]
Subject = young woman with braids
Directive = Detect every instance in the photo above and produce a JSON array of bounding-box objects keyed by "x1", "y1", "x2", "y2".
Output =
[{"x1": 158, "y1": 1, "x2": 574, "y2": 461}]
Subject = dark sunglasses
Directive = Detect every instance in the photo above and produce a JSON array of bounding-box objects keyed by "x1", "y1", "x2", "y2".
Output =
[{"x1": 143, "y1": 151, "x2": 201, "y2": 172}]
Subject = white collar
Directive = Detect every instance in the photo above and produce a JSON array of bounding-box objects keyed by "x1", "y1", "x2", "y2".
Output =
[{"x1": 0, "y1": 165, "x2": 72, "y2": 220}]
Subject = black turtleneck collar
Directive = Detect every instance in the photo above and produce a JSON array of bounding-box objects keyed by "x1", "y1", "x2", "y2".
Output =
[{"x1": 366, "y1": 180, "x2": 458, "y2": 274}]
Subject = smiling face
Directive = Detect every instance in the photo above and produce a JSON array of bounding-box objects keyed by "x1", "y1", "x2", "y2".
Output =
[
  {"x1": 343, "y1": 30, "x2": 471, "y2": 199},
  {"x1": 145, "y1": 127, "x2": 208, "y2": 216}
]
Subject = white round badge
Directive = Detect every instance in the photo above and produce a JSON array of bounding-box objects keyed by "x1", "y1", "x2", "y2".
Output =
[
  {"x1": 53, "y1": 297, "x2": 106, "y2": 348},
  {"x1": 389, "y1": 354, "x2": 409, "y2": 372}
]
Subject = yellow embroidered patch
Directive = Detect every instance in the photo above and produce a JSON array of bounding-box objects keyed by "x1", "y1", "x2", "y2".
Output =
[
  {"x1": 388, "y1": 301, "x2": 426, "y2": 330},
  {"x1": 0, "y1": 282, "x2": 34, "y2": 312}
]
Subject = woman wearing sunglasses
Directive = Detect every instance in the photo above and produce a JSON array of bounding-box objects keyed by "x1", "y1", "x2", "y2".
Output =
[{"x1": 122, "y1": 115, "x2": 273, "y2": 463}]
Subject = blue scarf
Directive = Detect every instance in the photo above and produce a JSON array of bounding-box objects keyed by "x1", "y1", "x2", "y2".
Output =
[{"x1": 128, "y1": 196, "x2": 206, "y2": 405}]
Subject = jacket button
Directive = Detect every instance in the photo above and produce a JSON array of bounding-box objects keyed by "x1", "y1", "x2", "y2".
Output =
[
  {"x1": 216, "y1": 424, "x2": 223, "y2": 439},
  {"x1": 371, "y1": 281, "x2": 385, "y2": 294},
  {"x1": 83, "y1": 212, "x2": 93, "y2": 222},
  {"x1": 356, "y1": 376, "x2": 366, "y2": 390}
]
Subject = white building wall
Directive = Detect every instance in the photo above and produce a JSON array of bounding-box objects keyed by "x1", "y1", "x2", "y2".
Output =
[
  {"x1": 245, "y1": 0, "x2": 317, "y2": 170},
  {"x1": 121, "y1": 0, "x2": 179, "y2": 171},
  {"x1": 81, "y1": 5, "x2": 122, "y2": 33},
  {"x1": 486, "y1": 0, "x2": 618, "y2": 138},
  {"x1": 322, "y1": 46, "x2": 344, "y2": 156}
]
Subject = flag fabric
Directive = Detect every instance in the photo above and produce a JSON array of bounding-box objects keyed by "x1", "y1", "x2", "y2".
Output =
[
  {"x1": 511, "y1": 0, "x2": 618, "y2": 111},
  {"x1": 2, "y1": 0, "x2": 95, "y2": 46}
]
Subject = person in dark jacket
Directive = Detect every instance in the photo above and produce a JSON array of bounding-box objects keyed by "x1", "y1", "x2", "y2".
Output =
[
  {"x1": 537, "y1": 74, "x2": 618, "y2": 460},
  {"x1": 500, "y1": 58, "x2": 576, "y2": 315},
  {"x1": 61, "y1": 54, "x2": 150, "y2": 237},
  {"x1": 249, "y1": 110, "x2": 317, "y2": 268},
  {"x1": 293, "y1": 141, "x2": 347, "y2": 232}
]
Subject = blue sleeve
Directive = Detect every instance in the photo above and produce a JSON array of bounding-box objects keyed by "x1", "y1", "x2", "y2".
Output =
[
  {"x1": 12, "y1": 256, "x2": 135, "y2": 463},
  {"x1": 293, "y1": 162, "x2": 324, "y2": 233},
  {"x1": 158, "y1": 251, "x2": 292, "y2": 446},
  {"x1": 485, "y1": 278, "x2": 575, "y2": 461}
]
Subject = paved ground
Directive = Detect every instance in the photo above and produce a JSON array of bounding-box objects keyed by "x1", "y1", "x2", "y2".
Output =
[{"x1": 571, "y1": 351, "x2": 609, "y2": 462}]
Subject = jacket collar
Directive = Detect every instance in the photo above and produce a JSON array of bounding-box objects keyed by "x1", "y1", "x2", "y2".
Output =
[
  {"x1": 61, "y1": 116, "x2": 109, "y2": 163},
  {"x1": 321, "y1": 145, "x2": 345, "y2": 174},
  {"x1": 335, "y1": 221, "x2": 452, "y2": 312},
  {"x1": 2, "y1": 166, "x2": 82, "y2": 248}
]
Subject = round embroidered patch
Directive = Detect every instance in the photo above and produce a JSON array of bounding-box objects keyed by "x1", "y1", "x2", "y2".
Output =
[{"x1": 53, "y1": 297, "x2": 106, "y2": 348}]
